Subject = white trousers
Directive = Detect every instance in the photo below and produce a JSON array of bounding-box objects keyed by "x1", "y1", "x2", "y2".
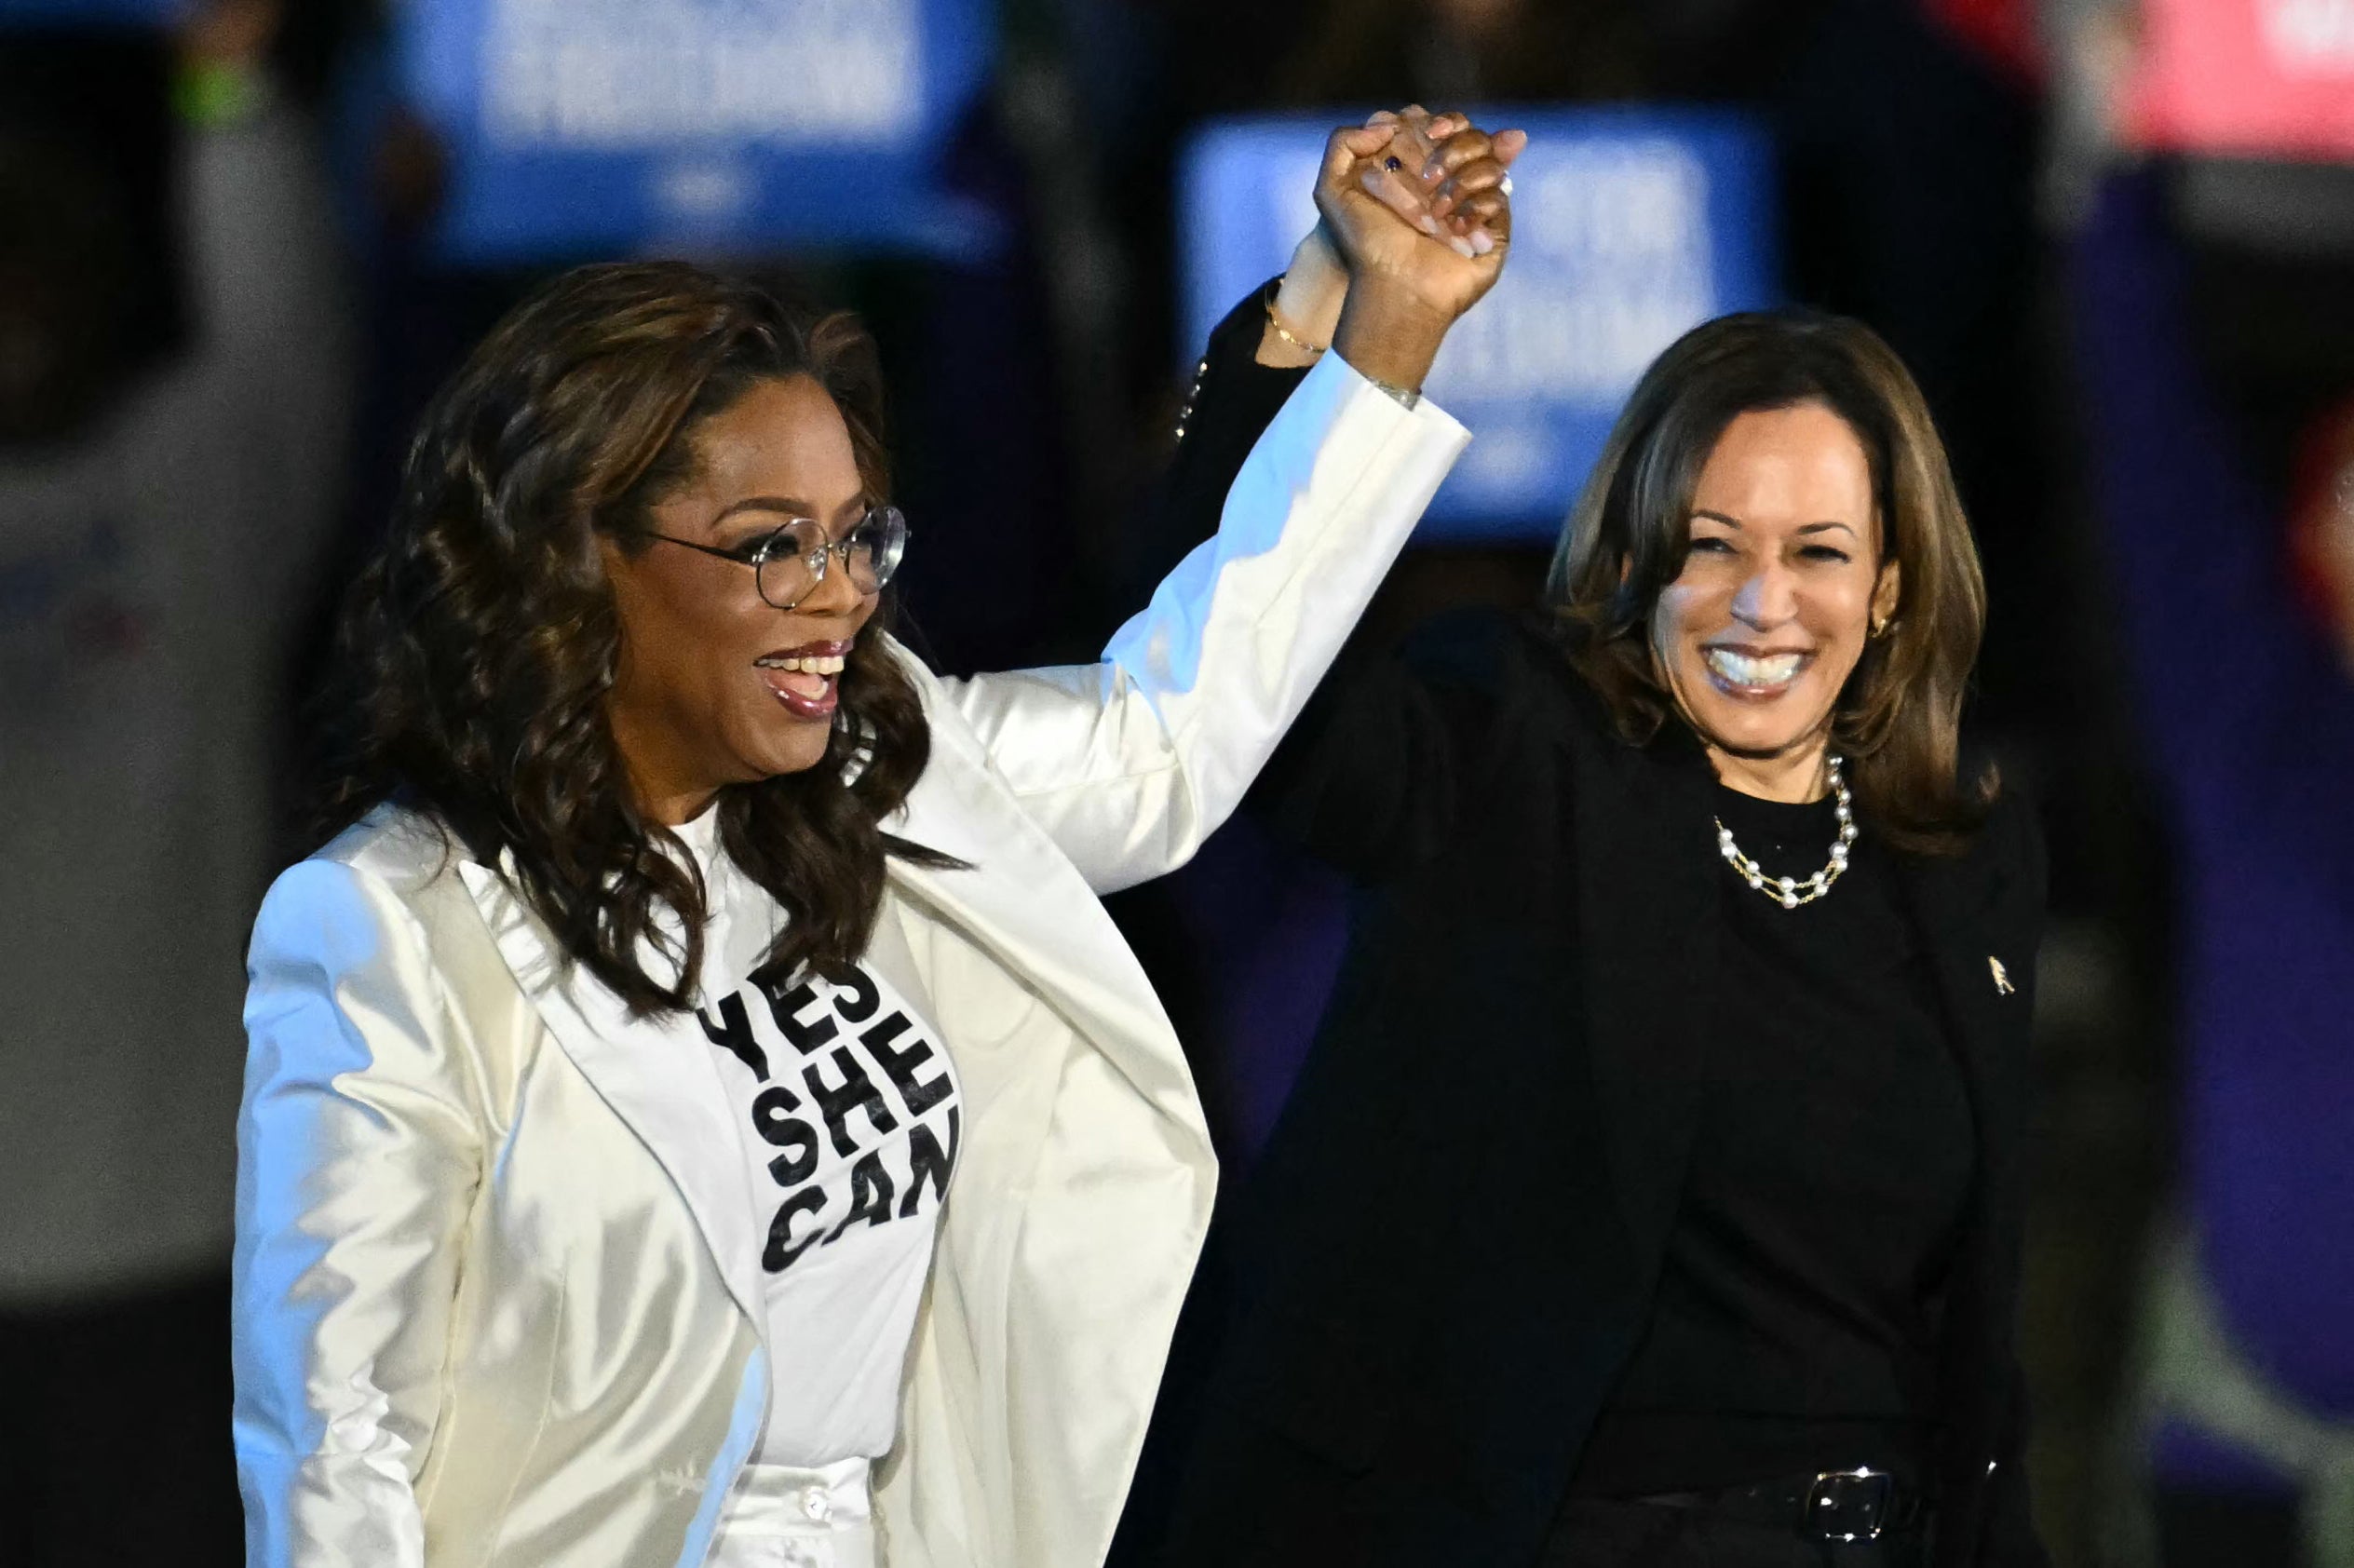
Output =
[{"x1": 707, "y1": 1456, "x2": 878, "y2": 1568}]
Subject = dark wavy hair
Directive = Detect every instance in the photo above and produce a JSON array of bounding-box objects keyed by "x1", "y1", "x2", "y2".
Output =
[
  {"x1": 324, "y1": 262, "x2": 950, "y2": 1013},
  {"x1": 1546, "y1": 309, "x2": 1992, "y2": 855}
]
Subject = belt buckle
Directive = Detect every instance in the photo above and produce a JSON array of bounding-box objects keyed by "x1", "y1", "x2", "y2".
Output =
[{"x1": 1804, "y1": 1467, "x2": 1893, "y2": 1543}]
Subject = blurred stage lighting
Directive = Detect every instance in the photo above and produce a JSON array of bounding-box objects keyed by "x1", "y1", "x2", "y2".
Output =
[{"x1": 2129, "y1": 0, "x2": 2354, "y2": 161}]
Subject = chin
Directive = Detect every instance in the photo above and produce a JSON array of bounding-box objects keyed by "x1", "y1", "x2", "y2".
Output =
[
  {"x1": 1695, "y1": 717, "x2": 1815, "y2": 759},
  {"x1": 1678, "y1": 680, "x2": 1836, "y2": 760},
  {"x1": 729, "y1": 717, "x2": 835, "y2": 782},
  {"x1": 761, "y1": 737, "x2": 835, "y2": 779}
]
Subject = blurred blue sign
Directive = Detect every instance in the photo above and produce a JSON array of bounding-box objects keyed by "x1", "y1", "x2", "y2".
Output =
[
  {"x1": 1181, "y1": 109, "x2": 1777, "y2": 541},
  {"x1": 399, "y1": 0, "x2": 997, "y2": 264},
  {"x1": 0, "y1": 0, "x2": 186, "y2": 22}
]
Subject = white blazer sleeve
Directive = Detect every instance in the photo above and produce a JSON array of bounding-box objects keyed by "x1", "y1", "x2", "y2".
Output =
[
  {"x1": 233, "y1": 858, "x2": 484, "y2": 1568},
  {"x1": 927, "y1": 348, "x2": 1470, "y2": 893}
]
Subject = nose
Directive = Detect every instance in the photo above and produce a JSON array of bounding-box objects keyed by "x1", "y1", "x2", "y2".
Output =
[
  {"x1": 1728, "y1": 558, "x2": 1798, "y2": 629},
  {"x1": 791, "y1": 545, "x2": 868, "y2": 618}
]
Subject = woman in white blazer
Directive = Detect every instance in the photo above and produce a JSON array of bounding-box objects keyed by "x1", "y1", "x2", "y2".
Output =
[{"x1": 232, "y1": 116, "x2": 1516, "y2": 1568}]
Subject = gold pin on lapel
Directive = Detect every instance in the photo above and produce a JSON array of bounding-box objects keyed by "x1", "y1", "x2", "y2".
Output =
[{"x1": 1989, "y1": 955, "x2": 2015, "y2": 995}]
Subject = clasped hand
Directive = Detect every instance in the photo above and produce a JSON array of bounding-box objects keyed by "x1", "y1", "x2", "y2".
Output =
[{"x1": 1265, "y1": 106, "x2": 1527, "y2": 391}]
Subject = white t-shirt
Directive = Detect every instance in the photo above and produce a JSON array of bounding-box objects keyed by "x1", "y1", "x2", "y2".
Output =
[{"x1": 677, "y1": 811, "x2": 962, "y2": 1467}]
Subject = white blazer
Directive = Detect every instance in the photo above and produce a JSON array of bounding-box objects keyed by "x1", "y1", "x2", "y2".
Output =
[{"x1": 232, "y1": 351, "x2": 1469, "y2": 1568}]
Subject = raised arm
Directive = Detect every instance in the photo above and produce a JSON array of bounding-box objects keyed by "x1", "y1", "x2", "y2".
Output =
[
  {"x1": 234, "y1": 857, "x2": 483, "y2": 1567},
  {"x1": 931, "y1": 345, "x2": 1468, "y2": 890},
  {"x1": 1116, "y1": 104, "x2": 1519, "y2": 600},
  {"x1": 929, "y1": 116, "x2": 1519, "y2": 892},
  {"x1": 937, "y1": 115, "x2": 1525, "y2": 885}
]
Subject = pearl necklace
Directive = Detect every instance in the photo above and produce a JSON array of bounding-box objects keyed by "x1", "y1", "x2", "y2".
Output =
[{"x1": 1714, "y1": 755, "x2": 1858, "y2": 910}]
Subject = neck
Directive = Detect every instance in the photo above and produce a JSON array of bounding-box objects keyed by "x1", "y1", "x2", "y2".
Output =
[
  {"x1": 616, "y1": 746, "x2": 719, "y2": 828},
  {"x1": 1708, "y1": 738, "x2": 1833, "y2": 804},
  {"x1": 640, "y1": 786, "x2": 720, "y2": 828},
  {"x1": 609, "y1": 701, "x2": 721, "y2": 827}
]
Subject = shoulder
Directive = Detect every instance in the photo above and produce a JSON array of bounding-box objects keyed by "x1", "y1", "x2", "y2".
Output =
[
  {"x1": 1953, "y1": 751, "x2": 2044, "y2": 873},
  {"x1": 1902, "y1": 772, "x2": 2047, "y2": 943},
  {"x1": 1394, "y1": 608, "x2": 1636, "y2": 755},
  {"x1": 317, "y1": 803, "x2": 467, "y2": 884},
  {"x1": 251, "y1": 805, "x2": 475, "y2": 969},
  {"x1": 875, "y1": 629, "x2": 945, "y2": 708},
  {"x1": 1977, "y1": 777, "x2": 2049, "y2": 904},
  {"x1": 1391, "y1": 606, "x2": 1587, "y2": 703},
  {"x1": 244, "y1": 809, "x2": 506, "y2": 1129},
  {"x1": 873, "y1": 631, "x2": 982, "y2": 764}
]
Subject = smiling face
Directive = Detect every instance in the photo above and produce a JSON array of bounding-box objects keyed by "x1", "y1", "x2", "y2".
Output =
[
  {"x1": 602, "y1": 373, "x2": 878, "y2": 824},
  {"x1": 1650, "y1": 400, "x2": 1901, "y2": 801}
]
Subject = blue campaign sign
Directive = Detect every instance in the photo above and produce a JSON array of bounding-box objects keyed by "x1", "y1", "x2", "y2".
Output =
[
  {"x1": 1180, "y1": 109, "x2": 1777, "y2": 542},
  {"x1": 399, "y1": 0, "x2": 997, "y2": 264}
]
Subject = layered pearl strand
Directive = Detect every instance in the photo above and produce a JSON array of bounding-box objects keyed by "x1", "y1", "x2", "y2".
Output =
[{"x1": 1715, "y1": 755, "x2": 1859, "y2": 910}]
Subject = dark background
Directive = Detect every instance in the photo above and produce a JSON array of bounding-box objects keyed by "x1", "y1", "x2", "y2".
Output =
[{"x1": 3, "y1": 1, "x2": 2349, "y2": 1563}]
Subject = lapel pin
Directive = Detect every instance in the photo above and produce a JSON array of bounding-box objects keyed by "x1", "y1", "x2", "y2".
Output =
[{"x1": 1988, "y1": 955, "x2": 2015, "y2": 995}]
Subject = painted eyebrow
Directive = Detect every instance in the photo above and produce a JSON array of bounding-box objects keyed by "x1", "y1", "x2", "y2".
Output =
[{"x1": 1690, "y1": 509, "x2": 1863, "y2": 542}]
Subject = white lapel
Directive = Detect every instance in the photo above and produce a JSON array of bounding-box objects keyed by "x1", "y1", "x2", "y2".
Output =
[
  {"x1": 445, "y1": 687, "x2": 1210, "y2": 1357},
  {"x1": 868, "y1": 706, "x2": 1217, "y2": 1568},
  {"x1": 879, "y1": 700, "x2": 1206, "y2": 1127},
  {"x1": 455, "y1": 859, "x2": 768, "y2": 1333}
]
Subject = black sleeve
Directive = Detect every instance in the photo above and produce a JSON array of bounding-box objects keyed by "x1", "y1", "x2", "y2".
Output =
[
  {"x1": 1133, "y1": 280, "x2": 1507, "y2": 885},
  {"x1": 1116, "y1": 277, "x2": 1312, "y2": 605},
  {"x1": 1247, "y1": 609, "x2": 1519, "y2": 884},
  {"x1": 1982, "y1": 795, "x2": 2053, "y2": 1568}
]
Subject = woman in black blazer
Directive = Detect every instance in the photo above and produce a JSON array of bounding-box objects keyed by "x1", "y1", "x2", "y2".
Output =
[{"x1": 1140, "y1": 215, "x2": 2050, "y2": 1568}]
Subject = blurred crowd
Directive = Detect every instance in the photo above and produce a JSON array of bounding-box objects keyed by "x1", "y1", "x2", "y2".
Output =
[{"x1": 1, "y1": 1, "x2": 2348, "y2": 1565}]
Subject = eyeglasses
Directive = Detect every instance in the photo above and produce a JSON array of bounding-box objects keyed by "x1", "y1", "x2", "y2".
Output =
[{"x1": 634, "y1": 506, "x2": 908, "y2": 611}]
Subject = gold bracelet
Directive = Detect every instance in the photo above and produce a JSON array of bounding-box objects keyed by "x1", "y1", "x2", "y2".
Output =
[{"x1": 1265, "y1": 293, "x2": 1328, "y2": 356}]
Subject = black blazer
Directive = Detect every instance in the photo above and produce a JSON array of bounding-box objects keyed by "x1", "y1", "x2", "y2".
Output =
[{"x1": 1134, "y1": 293, "x2": 2050, "y2": 1568}]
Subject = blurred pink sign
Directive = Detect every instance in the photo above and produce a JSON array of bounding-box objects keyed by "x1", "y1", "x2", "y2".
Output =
[{"x1": 2128, "y1": 0, "x2": 2354, "y2": 158}]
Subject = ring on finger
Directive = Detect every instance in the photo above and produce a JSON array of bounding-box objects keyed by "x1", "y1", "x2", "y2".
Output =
[{"x1": 1498, "y1": 172, "x2": 1514, "y2": 196}]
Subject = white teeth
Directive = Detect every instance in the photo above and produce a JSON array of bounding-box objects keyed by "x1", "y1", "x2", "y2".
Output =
[
  {"x1": 1705, "y1": 648, "x2": 1805, "y2": 687},
  {"x1": 755, "y1": 653, "x2": 847, "y2": 675}
]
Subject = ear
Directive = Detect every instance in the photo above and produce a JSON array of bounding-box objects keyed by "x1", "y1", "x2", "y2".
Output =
[{"x1": 1870, "y1": 557, "x2": 1902, "y2": 635}]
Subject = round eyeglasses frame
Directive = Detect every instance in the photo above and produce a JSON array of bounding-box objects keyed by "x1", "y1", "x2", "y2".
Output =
[{"x1": 631, "y1": 506, "x2": 907, "y2": 611}]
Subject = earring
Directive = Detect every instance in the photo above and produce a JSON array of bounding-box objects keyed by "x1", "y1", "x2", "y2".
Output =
[{"x1": 1871, "y1": 615, "x2": 1890, "y2": 640}]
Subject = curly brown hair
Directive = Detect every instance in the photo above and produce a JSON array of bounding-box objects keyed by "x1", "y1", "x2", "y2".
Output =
[
  {"x1": 1546, "y1": 309, "x2": 1993, "y2": 855},
  {"x1": 325, "y1": 262, "x2": 950, "y2": 1013}
]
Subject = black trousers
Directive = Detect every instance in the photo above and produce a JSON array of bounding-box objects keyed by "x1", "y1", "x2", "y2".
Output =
[
  {"x1": 0, "y1": 1271, "x2": 244, "y2": 1567},
  {"x1": 1539, "y1": 1498, "x2": 1931, "y2": 1568}
]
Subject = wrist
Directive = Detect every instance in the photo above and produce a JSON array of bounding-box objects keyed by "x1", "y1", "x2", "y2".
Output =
[
  {"x1": 1330, "y1": 277, "x2": 1450, "y2": 395},
  {"x1": 1257, "y1": 284, "x2": 1327, "y2": 369},
  {"x1": 1260, "y1": 228, "x2": 1348, "y2": 370},
  {"x1": 1277, "y1": 229, "x2": 1347, "y2": 335}
]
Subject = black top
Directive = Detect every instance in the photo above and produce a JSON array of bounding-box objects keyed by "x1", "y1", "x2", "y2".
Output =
[
  {"x1": 1131, "y1": 287, "x2": 2050, "y2": 1568},
  {"x1": 1569, "y1": 784, "x2": 1977, "y2": 1497}
]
